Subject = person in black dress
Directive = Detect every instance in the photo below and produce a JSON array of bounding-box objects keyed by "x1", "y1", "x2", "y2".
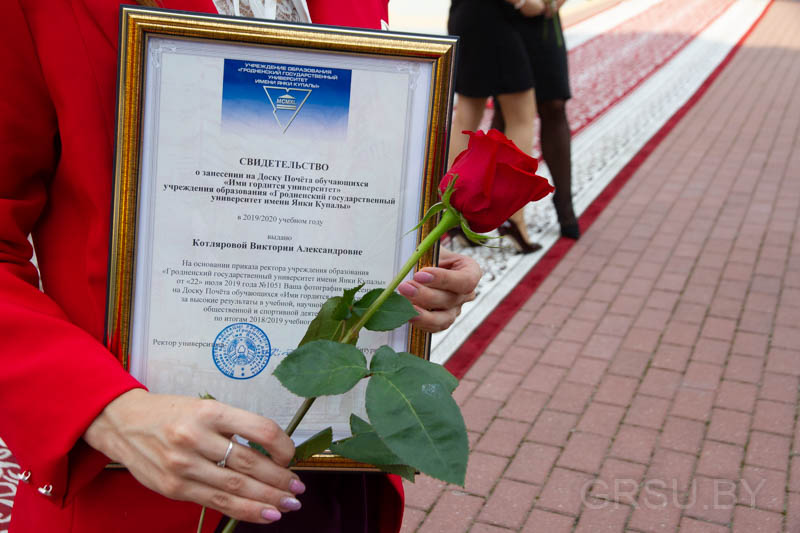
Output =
[
  {"x1": 490, "y1": 0, "x2": 579, "y2": 240},
  {"x1": 447, "y1": 0, "x2": 546, "y2": 253}
]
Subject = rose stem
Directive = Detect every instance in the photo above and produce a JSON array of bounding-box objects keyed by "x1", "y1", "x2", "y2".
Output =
[{"x1": 223, "y1": 208, "x2": 460, "y2": 533}]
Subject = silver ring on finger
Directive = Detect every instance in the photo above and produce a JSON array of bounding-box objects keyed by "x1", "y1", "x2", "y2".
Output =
[{"x1": 217, "y1": 438, "x2": 235, "y2": 468}]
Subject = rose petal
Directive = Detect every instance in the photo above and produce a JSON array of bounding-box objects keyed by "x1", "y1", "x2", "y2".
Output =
[
  {"x1": 496, "y1": 162, "x2": 554, "y2": 204},
  {"x1": 438, "y1": 129, "x2": 552, "y2": 233},
  {"x1": 486, "y1": 129, "x2": 538, "y2": 173}
]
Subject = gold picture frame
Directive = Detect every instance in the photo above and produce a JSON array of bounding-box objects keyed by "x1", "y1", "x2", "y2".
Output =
[{"x1": 105, "y1": 6, "x2": 457, "y2": 471}]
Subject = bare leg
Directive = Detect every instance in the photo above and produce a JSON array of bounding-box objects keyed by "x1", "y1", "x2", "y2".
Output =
[
  {"x1": 448, "y1": 94, "x2": 488, "y2": 167},
  {"x1": 489, "y1": 96, "x2": 505, "y2": 132},
  {"x1": 446, "y1": 95, "x2": 489, "y2": 247},
  {"x1": 495, "y1": 90, "x2": 537, "y2": 244},
  {"x1": 493, "y1": 97, "x2": 579, "y2": 239}
]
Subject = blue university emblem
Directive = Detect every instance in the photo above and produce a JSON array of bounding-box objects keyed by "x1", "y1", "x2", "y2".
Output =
[{"x1": 263, "y1": 87, "x2": 312, "y2": 132}]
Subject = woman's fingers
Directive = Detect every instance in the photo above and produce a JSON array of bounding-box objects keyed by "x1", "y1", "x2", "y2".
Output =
[
  {"x1": 177, "y1": 479, "x2": 285, "y2": 524},
  {"x1": 416, "y1": 265, "x2": 480, "y2": 298},
  {"x1": 427, "y1": 249, "x2": 482, "y2": 294},
  {"x1": 398, "y1": 280, "x2": 469, "y2": 313},
  {"x1": 408, "y1": 305, "x2": 460, "y2": 333},
  {"x1": 197, "y1": 400, "x2": 296, "y2": 467},
  {"x1": 83, "y1": 389, "x2": 304, "y2": 522},
  {"x1": 184, "y1": 451, "x2": 302, "y2": 513},
  {"x1": 397, "y1": 279, "x2": 462, "y2": 332},
  {"x1": 195, "y1": 437, "x2": 304, "y2": 499},
  {"x1": 395, "y1": 250, "x2": 480, "y2": 333},
  {"x1": 519, "y1": 0, "x2": 546, "y2": 16},
  {"x1": 397, "y1": 268, "x2": 478, "y2": 311}
]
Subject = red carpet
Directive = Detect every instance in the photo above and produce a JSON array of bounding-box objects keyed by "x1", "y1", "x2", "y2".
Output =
[{"x1": 445, "y1": 0, "x2": 773, "y2": 379}]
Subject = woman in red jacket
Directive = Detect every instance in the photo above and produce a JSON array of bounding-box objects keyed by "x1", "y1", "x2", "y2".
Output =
[{"x1": 0, "y1": 1, "x2": 479, "y2": 531}]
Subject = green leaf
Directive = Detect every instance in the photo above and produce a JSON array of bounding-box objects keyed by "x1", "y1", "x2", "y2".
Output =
[
  {"x1": 274, "y1": 340, "x2": 369, "y2": 397},
  {"x1": 298, "y1": 297, "x2": 345, "y2": 346},
  {"x1": 330, "y1": 415, "x2": 416, "y2": 482},
  {"x1": 353, "y1": 289, "x2": 418, "y2": 331},
  {"x1": 332, "y1": 284, "x2": 364, "y2": 321},
  {"x1": 199, "y1": 392, "x2": 216, "y2": 400},
  {"x1": 299, "y1": 291, "x2": 364, "y2": 346},
  {"x1": 365, "y1": 349, "x2": 468, "y2": 485},
  {"x1": 349, "y1": 412, "x2": 376, "y2": 434},
  {"x1": 330, "y1": 415, "x2": 405, "y2": 465},
  {"x1": 292, "y1": 427, "x2": 333, "y2": 465},
  {"x1": 459, "y1": 214, "x2": 490, "y2": 245},
  {"x1": 351, "y1": 289, "x2": 378, "y2": 317},
  {"x1": 370, "y1": 345, "x2": 458, "y2": 393},
  {"x1": 405, "y1": 202, "x2": 446, "y2": 235},
  {"x1": 378, "y1": 464, "x2": 417, "y2": 482},
  {"x1": 441, "y1": 174, "x2": 458, "y2": 208}
]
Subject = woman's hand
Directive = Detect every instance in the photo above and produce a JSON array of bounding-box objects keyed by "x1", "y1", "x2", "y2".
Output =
[
  {"x1": 505, "y1": 0, "x2": 546, "y2": 17},
  {"x1": 544, "y1": 0, "x2": 565, "y2": 18},
  {"x1": 84, "y1": 389, "x2": 304, "y2": 524},
  {"x1": 397, "y1": 248, "x2": 481, "y2": 332}
]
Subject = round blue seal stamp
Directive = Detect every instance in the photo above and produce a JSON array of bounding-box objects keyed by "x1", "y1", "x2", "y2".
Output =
[{"x1": 212, "y1": 323, "x2": 271, "y2": 380}]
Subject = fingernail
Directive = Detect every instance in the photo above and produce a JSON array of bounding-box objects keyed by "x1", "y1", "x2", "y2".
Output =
[
  {"x1": 262, "y1": 509, "x2": 282, "y2": 522},
  {"x1": 280, "y1": 496, "x2": 302, "y2": 511},
  {"x1": 397, "y1": 283, "x2": 417, "y2": 297},
  {"x1": 414, "y1": 271, "x2": 434, "y2": 283},
  {"x1": 289, "y1": 478, "x2": 306, "y2": 495}
]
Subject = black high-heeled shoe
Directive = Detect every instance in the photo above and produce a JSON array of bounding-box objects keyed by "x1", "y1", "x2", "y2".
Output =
[
  {"x1": 498, "y1": 220, "x2": 542, "y2": 254},
  {"x1": 560, "y1": 220, "x2": 580, "y2": 240}
]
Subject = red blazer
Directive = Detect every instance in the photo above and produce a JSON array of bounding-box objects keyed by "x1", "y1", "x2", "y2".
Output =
[{"x1": 0, "y1": 0, "x2": 400, "y2": 531}]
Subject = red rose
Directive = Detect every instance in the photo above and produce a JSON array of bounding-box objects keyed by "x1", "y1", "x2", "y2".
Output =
[{"x1": 439, "y1": 129, "x2": 554, "y2": 233}]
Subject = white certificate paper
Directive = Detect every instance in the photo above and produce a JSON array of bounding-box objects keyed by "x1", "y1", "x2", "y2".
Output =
[{"x1": 127, "y1": 38, "x2": 435, "y2": 441}]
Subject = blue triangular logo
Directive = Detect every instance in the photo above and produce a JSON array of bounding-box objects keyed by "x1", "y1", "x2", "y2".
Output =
[{"x1": 262, "y1": 87, "x2": 312, "y2": 132}]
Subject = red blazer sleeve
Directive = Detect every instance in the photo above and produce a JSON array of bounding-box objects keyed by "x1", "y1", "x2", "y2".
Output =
[
  {"x1": 0, "y1": 0, "x2": 142, "y2": 507},
  {"x1": 307, "y1": 0, "x2": 389, "y2": 29}
]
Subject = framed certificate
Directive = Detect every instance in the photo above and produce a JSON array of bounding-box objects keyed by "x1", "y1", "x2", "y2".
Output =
[{"x1": 106, "y1": 6, "x2": 457, "y2": 469}]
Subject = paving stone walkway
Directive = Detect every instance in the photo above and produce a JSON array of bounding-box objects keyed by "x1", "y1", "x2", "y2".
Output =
[{"x1": 401, "y1": 1, "x2": 800, "y2": 531}]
